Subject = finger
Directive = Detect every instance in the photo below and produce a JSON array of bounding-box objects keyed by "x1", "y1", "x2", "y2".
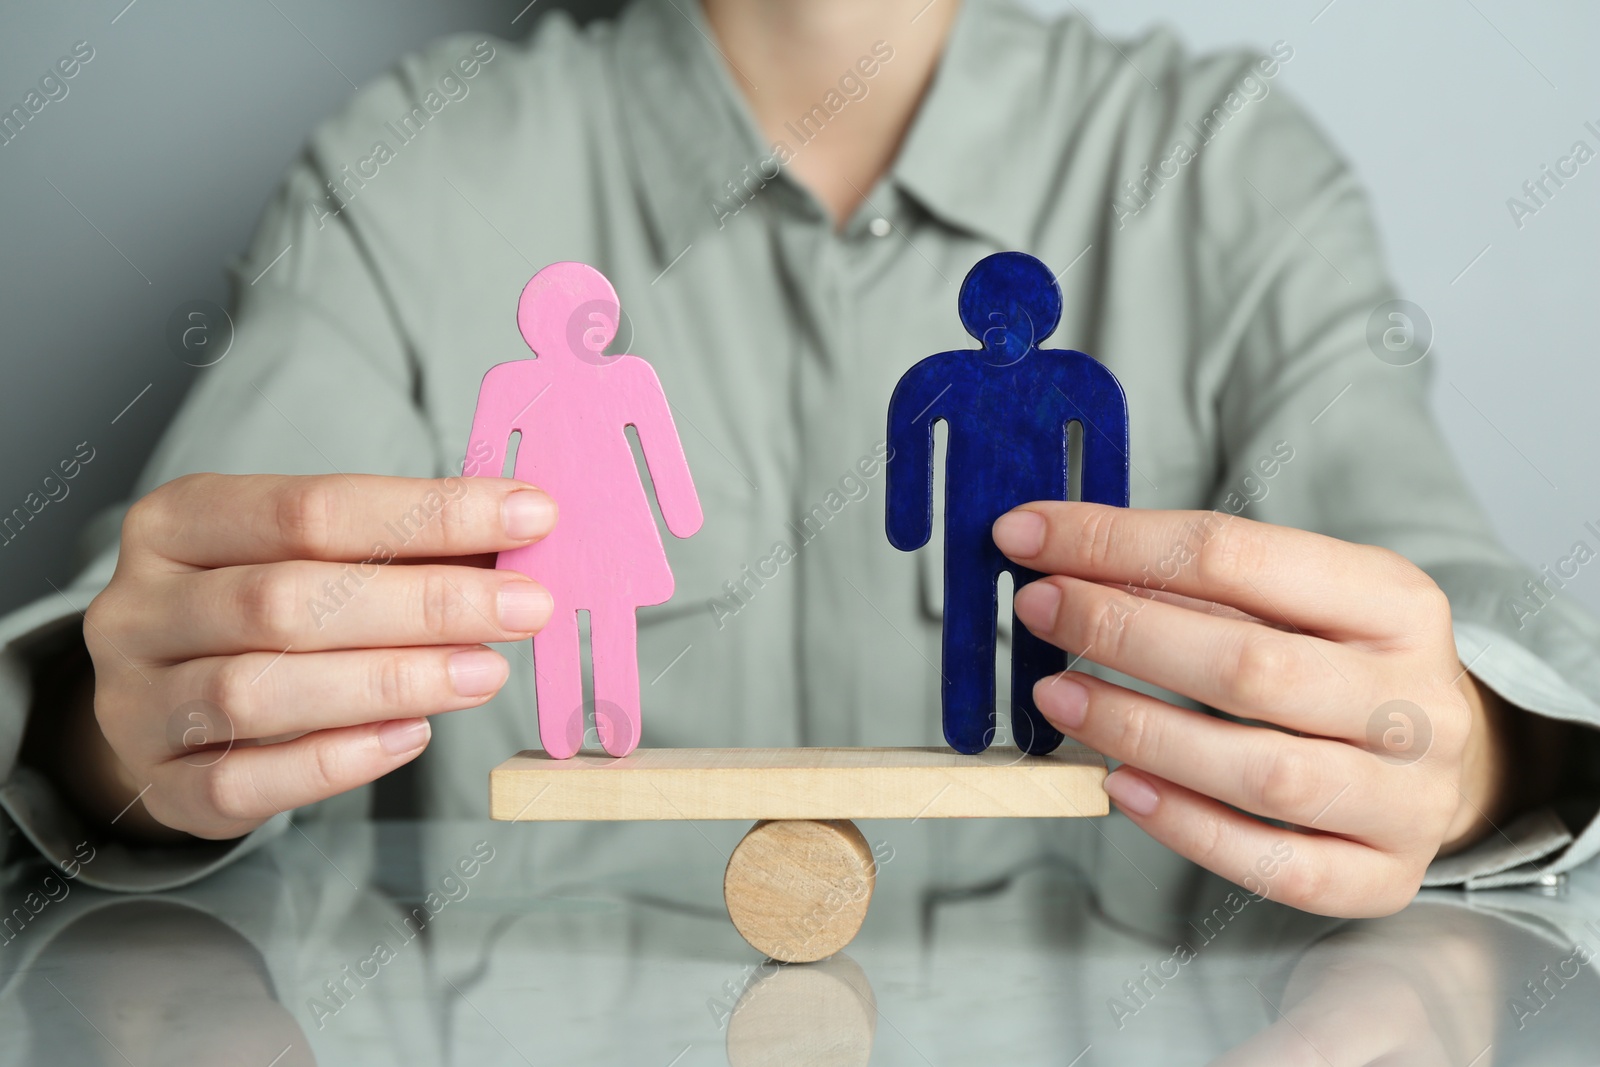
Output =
[
  {"x1": 993, "y1": 503, "x2": 1440, "y2": 640},
  {"x1": 1210, "y1": 975, "x2": 1451, "y2": 1067},
  {"x1": 152, "y1": 645, "x2": 509, "y2": 757},
  {"x1": 1111, "y1": 583, "x2": 1269, "y2": 627},
  {"x1": 1210, "y1": 1009, "x2": 1447, "y2": 1067},
  {"x1": 1100, "y1": 768, "x2": 1422, "y2": 918},
  {"x1": 1036, "y1": 672, "x2": 1393, "y2": 839},
  {"x1": 147, "y1": 717, "x2": 433, "y2": 840},
  {"x1": 141, "y1": 562, "x2": 551, "y2": 658},
  {"x1": 127, "y1": 473, "x2": 556, "y2": 569},
  {"x1": 1015, "y1": 574, "x2": 1364, "y2": 735}
]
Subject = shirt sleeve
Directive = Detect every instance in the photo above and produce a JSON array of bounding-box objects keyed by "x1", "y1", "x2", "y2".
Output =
[
  {"x1": 1187, "y1": 58, "x2": 1600, "y2": 888},
  {"x1": 0, "y1": 37, "x2": 472, "y2": 890}
]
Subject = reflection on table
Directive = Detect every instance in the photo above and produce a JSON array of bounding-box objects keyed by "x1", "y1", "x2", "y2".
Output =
[{"x1": 3, "y1": 817, "x2": 1598, "y2": 1065}]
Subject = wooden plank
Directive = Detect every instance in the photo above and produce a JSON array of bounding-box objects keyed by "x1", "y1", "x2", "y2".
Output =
[{"x1": 490, "y1": 746, "x2": 1108, "y2": 822}]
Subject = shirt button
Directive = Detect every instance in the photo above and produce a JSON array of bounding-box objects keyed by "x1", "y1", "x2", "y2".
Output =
[
  {"x1": 1536, "y1": 871, "x2": 1567, "y2": 895},
  {"x1": 868, "y1": 217, "x2": 892, "y2": 237}
]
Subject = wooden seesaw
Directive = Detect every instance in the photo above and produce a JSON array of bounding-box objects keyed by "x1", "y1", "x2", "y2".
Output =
[
  {"x1": 491, "y1": 746, "x2": 1108, "y2": 962},
  {"x1": 471, "y1": 258, "x2": 1122, "y2": 962}
]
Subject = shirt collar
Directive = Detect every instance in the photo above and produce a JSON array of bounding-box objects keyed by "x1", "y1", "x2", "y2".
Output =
[
  {"x1": 614, "y1": 0, "x2": 790, "y2": 260},
  {"x1": 614, "y1": 0, "x2": 1069, "y2": 258},
  {"x1": 889, "y1": 0, "x2": 1080, "y2": 251}
]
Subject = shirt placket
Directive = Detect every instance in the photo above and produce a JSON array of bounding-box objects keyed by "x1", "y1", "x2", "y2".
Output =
[{"x1": 773, "y1": 209, "x2": 861, "y2": 747}]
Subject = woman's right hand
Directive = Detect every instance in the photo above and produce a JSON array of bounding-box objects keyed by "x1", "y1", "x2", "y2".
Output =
[{"x1": 79, "y1": 472, "x2": 556, "y2": 841}]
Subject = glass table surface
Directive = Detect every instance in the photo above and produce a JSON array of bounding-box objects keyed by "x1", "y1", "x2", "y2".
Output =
[{"x1": 2, "y1": 817, "x2": 1596, "y2": 1066}]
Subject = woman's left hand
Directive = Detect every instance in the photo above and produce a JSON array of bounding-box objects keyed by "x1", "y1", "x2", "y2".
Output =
[{"x1": 994, "y1": 501, "x2": 1516, "y2": 917}]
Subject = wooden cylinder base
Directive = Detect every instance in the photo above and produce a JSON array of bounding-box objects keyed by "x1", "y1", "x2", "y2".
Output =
[{"x1": 723, "y1": 819, "x2": 877, "y2": 964}]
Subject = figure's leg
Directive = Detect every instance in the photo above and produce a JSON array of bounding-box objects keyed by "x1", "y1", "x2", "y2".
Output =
[
  {"x1": 1009, "y1": 566, "x2": 1067, "y2": 755},
  {"x1": 942, "y1": 556, "x2": 1000, "y2": 754},
  {"x1": 588, "y1": 605, "x2": 642, "y2": 757},
  {"x1": 533, "y1": 608, "x2": 586, "y2": 759}
]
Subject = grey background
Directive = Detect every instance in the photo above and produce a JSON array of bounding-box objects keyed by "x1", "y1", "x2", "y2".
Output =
[{"x1": 0, "y1": 0, "x2": 1595, "y2": 619}]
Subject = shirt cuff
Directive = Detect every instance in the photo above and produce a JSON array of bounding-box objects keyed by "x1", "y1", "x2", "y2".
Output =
[{"x1": 1422, "y1": 620, "x2": 1600, "y2": 889}]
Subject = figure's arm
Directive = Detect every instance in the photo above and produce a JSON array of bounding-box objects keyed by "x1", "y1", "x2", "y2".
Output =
[
  {"x1": 622, "y1": 358, "x2": 703, "y2": 538},
  {"x1": 463, "y1": 362, "x2": 519, "y2": 479},
  {"x1": 885, "y1": 360, "x2": 944, "y2": 551},
  {"x1": 1064, "y1": 358, "x2": 1131, "y2": 508}
]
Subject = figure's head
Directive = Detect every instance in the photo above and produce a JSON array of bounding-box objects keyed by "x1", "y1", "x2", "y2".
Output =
[
  {"x1": 957, "y1": 251, "x2": 1062, "y2": 362},
  {"x1": 517, "y1": 260, "x2": 622, "y2": 365}
]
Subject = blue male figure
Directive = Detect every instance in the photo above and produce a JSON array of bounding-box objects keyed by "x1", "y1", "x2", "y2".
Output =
[{"x1": 886, "y1": 251, "x2": 1130, "y2": 755}]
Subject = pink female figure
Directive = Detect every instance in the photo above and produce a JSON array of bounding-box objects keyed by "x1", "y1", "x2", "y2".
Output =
[{"x1": 465, "y1": 262, "x2": 703, "y2": 758}]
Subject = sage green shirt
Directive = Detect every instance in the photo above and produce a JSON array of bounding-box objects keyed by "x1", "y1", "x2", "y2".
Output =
[{"x1": 4, "y1": 0, "x2": 1598, "y2": 894}]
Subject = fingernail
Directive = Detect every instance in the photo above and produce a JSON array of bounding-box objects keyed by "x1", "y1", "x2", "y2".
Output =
[
  {"x1": 1104, "y1": 769, "x2": 1159, "y2": 816},
  {"x1": 449, "y1": 648, "x2": 508, "y2": 697},
  {"x1": 993, "y1": 510, "x2": 1046, "y2": 557},
  {"x1": 1013, "y1": 580, "x2": 1062, "y2": 632},
  {"x1": 1035, "y1": 674, "x2": 1088, "y2": 730},
  {"x1": 498, "y1": 581, "x2": 552, "y2": 632},
  {"x1": 379, "y1": 717, "x2": 431, "y2": 755},
  {"x1": 503, "y1": 489, "x2": 556, "y2": 540}
]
